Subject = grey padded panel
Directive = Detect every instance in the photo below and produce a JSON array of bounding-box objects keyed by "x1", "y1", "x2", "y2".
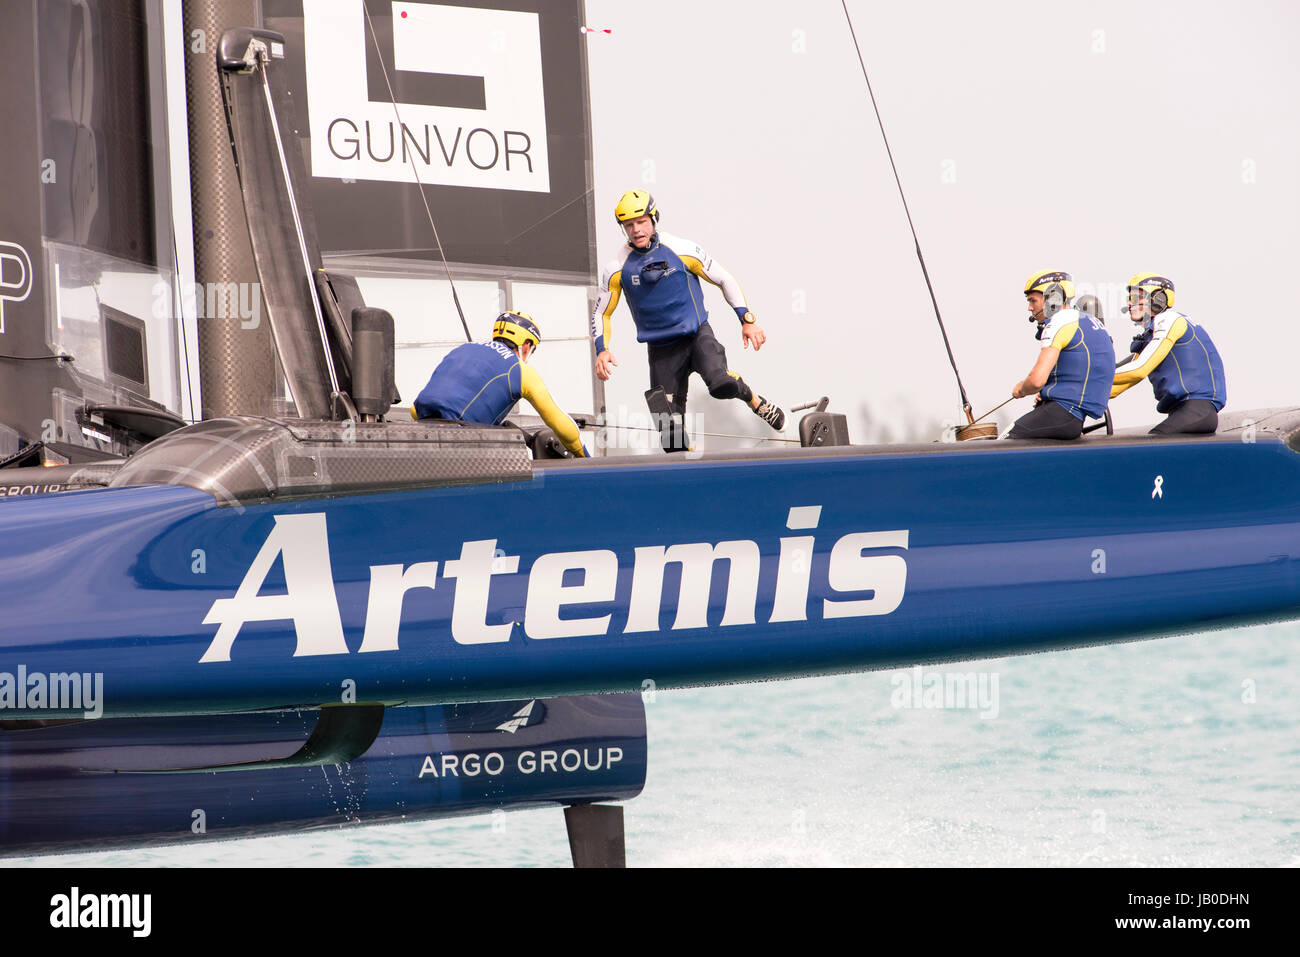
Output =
[{"x1": 109, "y1": 416, "x2": 532, "y2": 506}]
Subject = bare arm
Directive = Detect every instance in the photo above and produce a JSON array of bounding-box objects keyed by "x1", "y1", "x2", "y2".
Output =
[{"x1": 1013, "y1": 346, "x2": 1060, "y2": 398}]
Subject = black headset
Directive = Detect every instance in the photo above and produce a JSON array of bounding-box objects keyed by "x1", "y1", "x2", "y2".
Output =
[
  {"x1": 1131, "y1": 277, "x2": 1173, "y2": 315},
  {"x1": 1043, "y1": 282, "x2": 1066, "y2": 320}
]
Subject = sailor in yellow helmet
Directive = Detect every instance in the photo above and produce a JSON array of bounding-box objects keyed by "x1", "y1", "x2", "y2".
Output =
[
  {"x1": 1110, "y1": 274, "x2": 1226, "y2": 434},
  {"x1": 412, "y1": 311, "x2": 588, "y2": 457},
  {"x1": 590, "y1": 189, "x2": 784, "y2": 452},
  {"x1": 1007, "y1": 270, "x2": 1116, "y2": 439}
]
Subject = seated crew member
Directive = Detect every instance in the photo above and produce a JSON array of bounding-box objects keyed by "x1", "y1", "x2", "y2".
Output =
[
  {"x1": 1007, "y1": 270, "x2": 1116, "y2": 440},
  {"x1": 591, "y1": 189, "x2": 785, "y2": 452},
  {"x1": 412, "y1": 311, "x2": 588, "y2": 457},
  {"x1": 1109, "y1": 274, "x2": 1226, "y2": 435}
]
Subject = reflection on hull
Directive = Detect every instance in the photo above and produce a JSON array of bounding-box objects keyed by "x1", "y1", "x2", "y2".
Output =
[{"x1": 0, "y1": 695, "x2": 646, "y2": 858}]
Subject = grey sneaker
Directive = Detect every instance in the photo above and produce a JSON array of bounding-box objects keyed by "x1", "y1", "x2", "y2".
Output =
[{"x1": 753, "y1": 396, "x2": 786, "y2": 431}]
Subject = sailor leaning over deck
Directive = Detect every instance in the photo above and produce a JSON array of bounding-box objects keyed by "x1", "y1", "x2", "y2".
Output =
[
  {"x1": 1110, "y1": 274, "x2": 1226, "y2": 435},
  {"x1": 412, "y1": 312, "x2": 588, "y2": 457},
  {"x1": 1007, "y1": 270, "x2": 1116, "y2": 440}
]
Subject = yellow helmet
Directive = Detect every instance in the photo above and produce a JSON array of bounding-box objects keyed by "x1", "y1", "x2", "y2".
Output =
[
  {"x1": 491, "y1": 310, "x2": 541, "y2": 350},
  {"x1": 1127, "y1": 273, "x2": 1174, "y2": 314},
  {"x1": 1023, "y1": 270, "x2": 1075, "y2": 302},
  {"x1": 614, "y1": 189, "x2": 659, "y2": 225}
]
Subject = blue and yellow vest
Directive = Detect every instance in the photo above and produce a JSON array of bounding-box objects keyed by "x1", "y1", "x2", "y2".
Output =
[
  {"x1": 619, "y1": 236, "x2": 710, "y2": 343},
  {"x1": 1037, "y1": 310, "x2": 1116, "y2": 421},
  {"x1": 413, "y1": 341, "x2": 521, "y2": 424},
  {"x1": 1145, "y1": 316, "x2": 1226, "y2": 413}
]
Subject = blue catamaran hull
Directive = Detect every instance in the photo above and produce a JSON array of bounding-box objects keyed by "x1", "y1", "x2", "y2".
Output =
[{"x1": 3, "y1": 423, "x2": 1297, "y2": 721}]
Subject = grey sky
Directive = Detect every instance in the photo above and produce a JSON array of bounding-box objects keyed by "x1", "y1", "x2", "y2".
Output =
[{"x1": 582, "y1": 0, "x2": 1300, "y2": 443}]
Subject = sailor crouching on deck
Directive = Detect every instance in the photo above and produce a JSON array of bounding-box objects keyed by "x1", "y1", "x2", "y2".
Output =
[
  {"x1": 1007, "y1": 270, "x2": 1116, "y2": 440},
  {"x1": 591, "y1": 189, "x2": 785, "y2": 452},
  {"x1": 1109, "y1": 274, "x2": 1226, "y2": 435},
  {"x1": 412, "y1": 311, "x2": 588, "y2": 457}
]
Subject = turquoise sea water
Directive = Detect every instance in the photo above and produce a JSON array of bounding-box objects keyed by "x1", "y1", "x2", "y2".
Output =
[{"x1": 8, "y1": 621, "x2": 1299, "y2": 867}]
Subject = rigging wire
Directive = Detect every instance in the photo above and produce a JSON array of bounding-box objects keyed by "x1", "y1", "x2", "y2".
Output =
[
  {"x1": 168, "y1": 242, "x2": 200, "y2": 423},
  {"x1": 504, "y1": 185, "x2": 595, "y2": 245},
  {"x1": 840, "y1": 0, "x2": 975, "y2": 422},
  {"x1": 257, "y1": 58, "x2": 341, "y2": 397},
  {"x1": 968, "y1": 396, "x2": 1014, "y2": 426},
  {"x1": 362, "y1": 5, "x2": 473, "y2": 343}
]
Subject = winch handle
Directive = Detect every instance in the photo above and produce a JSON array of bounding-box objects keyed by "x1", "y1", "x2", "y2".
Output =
[{"x1": 791, "y1": 396, "x2": 830, "y2": 414}]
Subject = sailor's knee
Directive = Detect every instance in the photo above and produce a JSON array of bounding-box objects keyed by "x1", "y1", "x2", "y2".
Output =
[{"x1": 705, "y1": 368, "x2": 742, "y2": 400}]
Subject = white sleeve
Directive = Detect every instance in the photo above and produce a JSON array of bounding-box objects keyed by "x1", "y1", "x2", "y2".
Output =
[
  {"x1": 662, "y1": 232, "x2": 749, "y2": 311},
  {"x1": 1115, "y1": 312, "x2": 1180, "y2": 376},
  {"x1": 589, "y1": 252, "x2": 628, "y2": 352},
  {"x1": 695, "y1": 251, "x2": 747, "y2": 309}
]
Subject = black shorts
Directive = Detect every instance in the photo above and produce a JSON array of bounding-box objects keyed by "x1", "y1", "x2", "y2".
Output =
[
  {"x1": 1007, "y1": 400, "x2": 1084, "y2": 440},
  {"x1": 1150, "y1": 399, "x2": 1218, "y2": 435},
  {"x1": 646, "y1": 322, "x2": 748, "y2": 413}
]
